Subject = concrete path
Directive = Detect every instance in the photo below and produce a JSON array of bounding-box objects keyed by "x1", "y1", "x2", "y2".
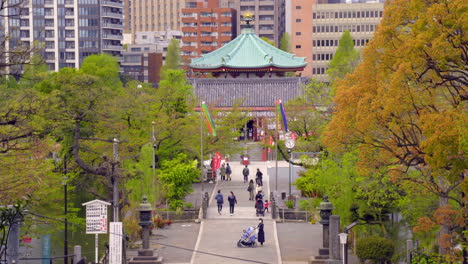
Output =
[{"x1": 191, "y1": 161, "x2": 281, "y2": 264}]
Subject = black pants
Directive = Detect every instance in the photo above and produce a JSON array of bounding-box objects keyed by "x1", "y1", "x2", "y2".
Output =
[
  {"x1": 244, "y1": 175, "x2": 248, "y2": 183},
  {"x1": 229, "y1": 204, "x2": 235, "y2": 214},
  {"x1": 217, "y1": 203, "x2": 223, "y2": 213}
]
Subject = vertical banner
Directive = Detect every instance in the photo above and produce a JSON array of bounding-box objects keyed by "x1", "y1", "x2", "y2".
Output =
[
  {"x1": 109, "y1": 222, "x2": 123, "y2": 264},
  {"x1": 41, "y1": 234, "x2": 51, "y2": 264},
  {"x1": 201, "y1": 101, "x2": 217, "y2": 136},
  {"x1": 276, "y1": 99, "x2": 289, "y2": 132}
]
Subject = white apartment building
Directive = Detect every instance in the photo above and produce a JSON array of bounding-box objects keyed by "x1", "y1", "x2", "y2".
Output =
[{"x1": 1, "y1": 0, "x2": 123, "y2": 74}]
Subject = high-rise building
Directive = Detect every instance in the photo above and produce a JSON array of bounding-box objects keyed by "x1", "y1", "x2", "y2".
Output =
[
  {"x1": 1, "y1": 0, "x2": 123, "y2": 73},
  {"x1": 291, "y1": 0, "x2": 384, "y2": 80},
  {"x1": 124, "y1": 0, "x2": 184, "y2": 38},
  {"x1": 181, "y1": 0, "x2": 237, "y2": 62},
  {"x1": 235, "y1": 0, "x2": 286, "y2": 47}
]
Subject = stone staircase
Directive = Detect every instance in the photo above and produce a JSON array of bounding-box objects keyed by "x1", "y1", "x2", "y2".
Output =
[{"x1": 230, "y1": 142, "x2": 264, "y2": 162}]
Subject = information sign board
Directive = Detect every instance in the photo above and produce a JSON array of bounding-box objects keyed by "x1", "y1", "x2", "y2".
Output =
[{"x1": 109, "y1": 222, "x2": 122, "y2": 264}]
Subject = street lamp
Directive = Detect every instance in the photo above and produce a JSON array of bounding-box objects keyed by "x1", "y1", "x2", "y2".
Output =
[
  {"x1": 53, "y1": 154, "x2": 69, "y2": 264},
  {"x1": 339, "y1": 233, "x2": 348, "y2": 264}
]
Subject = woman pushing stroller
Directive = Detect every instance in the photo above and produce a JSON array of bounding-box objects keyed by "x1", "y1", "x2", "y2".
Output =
[{"x1": 237, "y1": 218, "x2": 265, "y2": 247}]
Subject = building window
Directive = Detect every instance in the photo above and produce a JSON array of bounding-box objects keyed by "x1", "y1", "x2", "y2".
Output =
[
  {"x1": 295, "y1": 32, "x2": 301, "y2": 36},
  {"x1": 295, "y1": 6, "x2": 301, "y2": 9},
  {"x1": 296, "y1": 18, "x2": 301, "y2": 22},
  {"x1": 296, "y1": 45, "x2": 301, "y2": 49}
]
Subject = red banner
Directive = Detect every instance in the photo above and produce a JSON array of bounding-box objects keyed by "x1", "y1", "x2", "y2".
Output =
[{"x1": 211, "y1": 152, "x2": 223, "y2": 172}]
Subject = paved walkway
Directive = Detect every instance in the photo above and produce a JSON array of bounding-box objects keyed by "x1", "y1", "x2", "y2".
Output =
[
  {"x1": 191, "y1": 161, "x2": 281, "y2": 264},
  {"x1": 148, "y1": 159, "x2": 328, "y2": 264}
]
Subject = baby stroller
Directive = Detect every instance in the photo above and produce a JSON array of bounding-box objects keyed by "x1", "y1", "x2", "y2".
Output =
[
  {"x1": 256, "y1": 199, "x2": 265, "y2": 217},
  {"x1": 237, "y1": 226, "x2": 257, "y2": 247}
]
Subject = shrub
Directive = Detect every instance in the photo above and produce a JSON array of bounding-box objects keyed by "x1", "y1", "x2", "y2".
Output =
[
  {"x1": 356, "y1": 236, "x2": 395, "y2": 263},
  {"x1": 299, "y1": 199, "x2": 315, "y2": 211},
  {"x1": 285, "y1": 199, "x2": 295, "y2": 209}
]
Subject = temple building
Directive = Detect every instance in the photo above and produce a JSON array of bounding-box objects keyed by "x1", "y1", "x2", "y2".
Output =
[{"x1": 189, "y1": 13, "x2": 309, "y2": 141}]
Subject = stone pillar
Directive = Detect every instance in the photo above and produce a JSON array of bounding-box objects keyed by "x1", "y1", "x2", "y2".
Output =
[
  {"x1": 6, "y1": 216, "x2": 20, "y2": 264},
  {"x1": 407, "y1": 240, "x2": 413, "y2": 264},
  {"x1": 73, "y1": 245, "x2": 82, "y2": 264},
  {"x1": 270, "y1": 192, "x2": 277, "y2": 219},
  {"x1": 328, "y1": 215, "x2": 341, "y2": 263},
  {"x1": 202, "y1": 192, "x2": 209, "y2": 219}
]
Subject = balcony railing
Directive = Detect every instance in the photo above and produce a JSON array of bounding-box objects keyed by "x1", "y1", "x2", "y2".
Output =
[
  {"x1": 101, "y1": 0, "x2": 123, "y2": 8},
  {"x1": 102, "y1": 12, "x2": 123, "y2": 19}
]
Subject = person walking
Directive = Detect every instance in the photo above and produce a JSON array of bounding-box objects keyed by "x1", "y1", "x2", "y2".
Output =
[
  {"x1": 226, "y1": 163, "x2": 232, "y2": 181},
  {"x1": 227, "y1": 191, "x2": 237, "y2": 216},
  {"x1": 215, "y1": 190, "x2": 224, "y2": 215},
  {"x1": 257, "y1": 218, "x2": 265, "y2": 246},
  {"x1": 256, "y1": 168, "x2": 263, "y2": 186},
  {"x1": 242, "y1": 165, "x2": 249, "y2": 183},
  {"x1": 248, "y1": 180, "x2": 255, "y2": 200},
  {"x1": 220, "y1": 163, "x2": 226, "y2": 181}
]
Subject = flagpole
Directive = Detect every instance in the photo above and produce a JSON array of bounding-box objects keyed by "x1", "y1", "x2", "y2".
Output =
[
  {"x1": 275, "y1": 100, "x2": 279, "y2": 192},
  {"x1": 200, "y1": 103, "x2": 204, "y2": 192}
]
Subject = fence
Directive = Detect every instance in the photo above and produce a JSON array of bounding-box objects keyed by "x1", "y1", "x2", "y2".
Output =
[
  {"x1": 153, "y1": 209, "x2": 199, "y2": 221},
  {"x1": 277, "y1": 208, "x2": 319, "y2": 222}
]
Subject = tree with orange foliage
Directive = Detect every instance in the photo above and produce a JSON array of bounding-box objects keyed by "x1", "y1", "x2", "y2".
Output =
[{"x1": 324, "y1": 0, "x2": 467, "y2": 259}]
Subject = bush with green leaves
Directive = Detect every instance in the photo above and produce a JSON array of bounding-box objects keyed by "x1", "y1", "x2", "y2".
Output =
[
  {"x1": 157, "y1": 153, "x2": 199, "y2": 210},
  {"x1": 285, "y1": 199, "x2": 295, "y2": 209},
  {"x1": 356, "y1": 236, "x2": 395, "y2": 263}
]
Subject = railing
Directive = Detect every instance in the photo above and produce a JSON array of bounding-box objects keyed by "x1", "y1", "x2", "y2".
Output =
[
  {"x1": 277, "y1": 208, "x2": 319, "y2": 222},
  {"x1": 102, "y1": 22, "x2": 124, "y2": 29},
  {"x1": 154, "y1": 208, "x2": 200, "y2": 221}
]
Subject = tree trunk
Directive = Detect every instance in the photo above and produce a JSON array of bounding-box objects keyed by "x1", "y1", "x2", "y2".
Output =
[{"x1": 438, "y1": 195, "x2": 449, "y2": 255}]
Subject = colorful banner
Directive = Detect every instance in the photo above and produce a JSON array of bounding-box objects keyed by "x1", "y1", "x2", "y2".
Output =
[
  {"x1": 276, "y1": 99, "x2": 288, "y2": 132},
  {"x1": 201, "y1": 101, "x2": 217, "y2": 136}
]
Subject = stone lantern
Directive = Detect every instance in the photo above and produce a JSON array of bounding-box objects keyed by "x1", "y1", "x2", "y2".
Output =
[
  {"x1": 317, "y1": 196, "x2": 334, "y2": 256},
  {"x1": 129, "y1": 197, "x2": 163, "y2": 263},
  {"x1": 138, "y1": 196, "x2": 153, "y2": 250}
]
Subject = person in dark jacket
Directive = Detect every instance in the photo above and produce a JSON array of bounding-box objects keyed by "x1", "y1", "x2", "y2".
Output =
[
  {"x1": 227, "y1": 191, "x2": 237, "y2": 216},
  {"x1": 257, "y1": 218, "x2": 265, "y2": 246},
  {"x1": 256, "y1": 168, "x2": 263, "y2": 186},
  {"x1": 248, "y1": 180, "x2": 255, "y2": 200},
  {"x1": 226, "y1": 163, "x2": 232, "y2": 181},
  {"x1": 215, "y1": 190, "x2": 224, "y2": 215},
  {"x1": 242, "y1": 165, "x2": 249, "y2": 183}
]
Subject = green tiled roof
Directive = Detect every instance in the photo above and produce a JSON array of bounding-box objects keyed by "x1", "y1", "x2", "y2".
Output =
[{"x1": 190, "y1": 28, "x2": 307, "y2": 70}]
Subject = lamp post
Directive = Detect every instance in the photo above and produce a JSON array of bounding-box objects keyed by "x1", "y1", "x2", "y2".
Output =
[
  {"x1": 339, "y1": 233, "x2": 348, "y2": 264},
  {"x1": 62, "y1": 158, "x2": 68, "y2": 264},
  {"x1": 112, "y1": 138, "x2": 120, "y2": 222},
  {"x1": 53, "y1": 154, "x2": 69, "y2": 264},
  {"x1": 151, "y1": 121, "x2": 156, "y2": 172}
]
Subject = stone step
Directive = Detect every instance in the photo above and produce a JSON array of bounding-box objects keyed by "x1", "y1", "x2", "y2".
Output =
[{"x1": 128, "y1": 256, "x2": 163, "y2": 264}]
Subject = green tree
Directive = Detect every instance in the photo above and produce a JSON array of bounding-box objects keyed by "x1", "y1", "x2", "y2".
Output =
[
  {"x1": 260, "y1": 37, "x2": 275, "y2": 47},
  {"x1": 326, "y1": 30, "x2": 359, "y2": 85},
  {"x1": 279, "y1": 32, "x2": 291, "y2": 52},
  {"x1": 285, "y1": 79, "x2": 332, "y2": 153},
  {"x1": 324, "y1": 0, "x2": 467, "y2": 258},
  {"x1": 157, "y1": 153, "x2": 199, "y2": 210},
  {"x1": 161, "y1": 39, "x2": 181, "y2": 76}
]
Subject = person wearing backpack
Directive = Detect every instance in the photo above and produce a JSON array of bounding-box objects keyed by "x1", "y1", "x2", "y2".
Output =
[
  {"x1": 242, "y1": 165, "x2": 249, "y2": 183},
  {"x1": 226, "y1": 163, "x2": 232, "y2": 181},
  {"x1": 215, "y1": 190, "x2": 224, "y2": 215}
]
